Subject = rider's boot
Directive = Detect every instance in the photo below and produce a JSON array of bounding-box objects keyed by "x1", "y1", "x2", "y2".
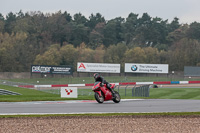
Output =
[{"x1": 108, "y1": 87, "x2": 115, "y2": 99}]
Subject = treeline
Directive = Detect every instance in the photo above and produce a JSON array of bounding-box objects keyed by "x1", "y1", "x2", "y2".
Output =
[{"x1": 0, "y1": 10, "x2": 200, "y2": 72}]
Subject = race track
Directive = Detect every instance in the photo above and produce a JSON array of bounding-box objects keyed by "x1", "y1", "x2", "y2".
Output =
[{"x1": 0, "y1": 99, "x2": 200, "y2": 115}]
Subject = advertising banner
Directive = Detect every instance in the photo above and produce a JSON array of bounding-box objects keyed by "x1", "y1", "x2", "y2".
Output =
[
  {"x1": 77, "y1": 62, "x2": 120, "y2": 73},
  {"x1": 184, "y1": 66, "x2": 200, "y2": 76},
  {"x1": 31, "y1": 65, "x2": 73, "y2": 75},
  {"x1": 61, "y1": 87, "x2": 77, "y2": 98},
  {"x1": 125, "y1": 63, "x2": 168, "y2": 74}
]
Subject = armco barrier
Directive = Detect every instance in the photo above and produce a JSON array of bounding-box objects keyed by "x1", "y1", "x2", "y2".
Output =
[
  {"x1": 189, "y1": 81, "x2": 200, "y2": 84},
  {"x1": 1, "y1": 79, "x2": 200, "y2": 88},
  {"x1": 153, "y1": 81, "x2": 171, "y2": 84},
  {"x1": 28, "y1": 80, "x2": 200, "y2": 88},
  {"x1": 1, "y1": 80, "x2": 200, "y2": 96}
]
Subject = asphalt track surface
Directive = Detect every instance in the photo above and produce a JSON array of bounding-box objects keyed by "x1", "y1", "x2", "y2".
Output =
[{"x1": 0, "y1": 99, "x2": 200, "y2": 115}]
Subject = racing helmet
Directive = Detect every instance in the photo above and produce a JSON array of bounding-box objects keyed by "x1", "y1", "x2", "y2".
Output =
[{"x1": 93, "y1": 73, "x2": 100, "y2": 80}]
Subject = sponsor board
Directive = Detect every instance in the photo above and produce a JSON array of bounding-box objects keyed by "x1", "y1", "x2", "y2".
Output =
[
  {"x1": 125, "y1": 63, "x2": 168, "y2": 74},
  {"x1": 77, "y1": 62, "x2": 120, "y2": 73},
  {"x1": 184, "y1": 66, "x2": 200, "y2": 76},
  {"x1": 61, "y1": 87, "x2": 78, "y2": 98},
  {"x1": 31, "y1": 65, "x2": 73, "y2": 75}
]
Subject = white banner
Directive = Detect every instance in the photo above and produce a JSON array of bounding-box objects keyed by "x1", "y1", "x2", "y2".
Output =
[
  {"x1": 61, "y1": 87, "x2": 77, "y2": 98},
  {"x1": 125, "y1": 63, "x2": 168, "y2": 74},
  {"x1": 77, "y1": 62, "x2": 120, "y2": 73}
]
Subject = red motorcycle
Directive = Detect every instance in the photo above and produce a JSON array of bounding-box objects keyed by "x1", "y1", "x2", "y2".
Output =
[{"x1": 92, "y1": 81, "x2": 120, "y2": 103}]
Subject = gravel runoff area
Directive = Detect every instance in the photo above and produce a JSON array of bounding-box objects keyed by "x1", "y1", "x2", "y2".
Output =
[{"x1": 0, "y1": 115, "x2": 200, "y2": 133}]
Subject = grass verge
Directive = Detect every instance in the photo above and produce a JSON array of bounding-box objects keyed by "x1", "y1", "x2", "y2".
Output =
[
  {"x1": 1, "y1": 112, "x2": 200, "y2": 118},
  {"x1": 0, "y1": 84, "x2": 94, "y2": 102},
  {"x1": 1, "y1": 84, "x2": 200, "y2": 102}
]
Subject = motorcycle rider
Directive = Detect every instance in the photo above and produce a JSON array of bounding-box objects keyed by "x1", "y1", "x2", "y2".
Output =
[{"x1": 93, "y1": 73, "x2": 115, "y2": 98}]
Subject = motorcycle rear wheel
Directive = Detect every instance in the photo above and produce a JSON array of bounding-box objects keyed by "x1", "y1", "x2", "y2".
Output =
[
  {"x1": 95, "y1": 92, "x2": 104, "y2": 103},
  {"x1": 113, "y1": 91, "x2": 120, "y2": 103}
]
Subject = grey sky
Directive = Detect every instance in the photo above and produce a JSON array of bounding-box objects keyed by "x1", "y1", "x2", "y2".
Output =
[{"x1": 0, "y1": 0, "x2": 199, "y2": 24}]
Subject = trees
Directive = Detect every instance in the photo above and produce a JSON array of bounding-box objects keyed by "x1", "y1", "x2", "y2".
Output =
[
  {"x1": 133, "y1": 13, "x2": 170, "y2": 48},
  {"x1": 70, "y1": 23, "x2": 89, "y2": 47},
  {"x1": 87, "y1": 13, "x2": 105, "y2": 29},
  {"x1": 186, "y1": 22, "x2": 200, "y2": 40},
  {"x1": 60, "y1": 44, "x2": 78, "y2": 68},
  {"x1": 124, "y1": 47, "x2": 146, "y2": 63},
  {"x1": 1, "y1": 10, "x2": 200, "y2": 72},
  {"x1": 4, "y1": 12, "x2": 17, "y2": 34},
  {"x1": 76, "y1": 42, "x2": 94, "y2": 62},
  {"x1": 168, "y1": 38, "x2": 200, "y2": 71},
  {"x1": 167, "y1": 24, "x2": 188, "y2": 44},
  {"x1": 133, "y1": 13, "x2": 152, "y2": 47},
  {"x1": 47, "y1": 11, "x2": 72, "y2": 46},
  {"x1": 168, "y1": 17, "x2": 180, "y2": 32},
  {"x1": 123, "y1": 13, "x2": 138, "y2": 46},
  {"x1": 0, "y1": 32, "x2": 29, "y2": 72},
  {"x1": 143, "y1": 47, "x2": 160, "y2": 63},
  {"x1": 69, "y1": 13, "x2": 90, "y2": 47},
  {"x1": 103, "y1": 17, "x2": 124, "y2": 47},
  {"x1": 34, "y1": 44, "x2": 61, "y2": 65},
  {"x1": 0, "y1": 33, "x2": 14, "y2": 71},
  {"x1": 104, "y1": 43, "x2": 127, "y2": 71},
  {"x1": 0, "y1": 13, "x2": 4, "y2": 32},
  {"x1": 88, "y1": 22, "x2": 105, "y2": 49},
  {"x1": 93, "y1": 45, "x2": 105, "y2": 63},
  {"x1": 104, "y1": 43, "x2": 127, "y2": 63}
]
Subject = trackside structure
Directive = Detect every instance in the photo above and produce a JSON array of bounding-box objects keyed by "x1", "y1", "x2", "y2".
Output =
[
  {"x1": 0, "y1": 89, "x2": 21, "y2": 95},
  {"x1": 15, "y1": 80, "x2": 200, "y2": 88}
]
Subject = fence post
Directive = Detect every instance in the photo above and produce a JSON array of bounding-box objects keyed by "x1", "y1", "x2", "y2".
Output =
[
  {"x1": 147, "y1": 85, "x2": 150, "y2": 97},
  {"x1": 132, "y1": 85, "x2": 136, "y2": 96},
  {"x1": 142, "y1": 86, "x2": 145, "y2": 97},
  {"x1": 125, "y1": 85, "x2": 129, "y2": 96}
]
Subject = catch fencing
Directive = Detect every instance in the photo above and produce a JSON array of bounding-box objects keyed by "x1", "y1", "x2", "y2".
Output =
[
  {"x1": 0, "y1": 79, "x2": 34, "y2": 89},
  {"x1": 117, "y1": 85, "x2": 150, "y2": 97}
]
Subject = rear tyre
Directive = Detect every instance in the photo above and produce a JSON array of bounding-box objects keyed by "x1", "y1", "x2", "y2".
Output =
[
  {"x1": 95, "y1": 92, "x2": 104, "y2": 103},
  {"x1": 113, "y1": 91, "x2": 120, "y2": 103}
]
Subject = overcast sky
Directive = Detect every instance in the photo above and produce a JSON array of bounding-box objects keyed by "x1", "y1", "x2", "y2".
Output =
[{"x1": 0, "y1": 0, "x2": 199, "y2": 24}]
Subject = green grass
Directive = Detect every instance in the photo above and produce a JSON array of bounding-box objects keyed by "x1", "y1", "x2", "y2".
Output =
[
  {"x1": 1, "y1": 84, "x2": 200, "y2": 102},
  {"x1": 0, "y1": 84, "x2": 94, "y2": 102},
  {"x1": 150, "y1": 88, "x2": 200, "y2": 99}
]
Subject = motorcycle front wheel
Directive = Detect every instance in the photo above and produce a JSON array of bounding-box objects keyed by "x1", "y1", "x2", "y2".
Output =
[
  {"x1": 113, "y1": 91, "x2": 121, "y2": 103},
  {"x1": 95, "y1": 92, "x2": 104, "y2": 103}
]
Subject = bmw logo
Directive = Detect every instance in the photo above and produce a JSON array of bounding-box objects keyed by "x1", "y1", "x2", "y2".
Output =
[{"x1": 131, "y1": 65, "x2": 137, "y2": 71}]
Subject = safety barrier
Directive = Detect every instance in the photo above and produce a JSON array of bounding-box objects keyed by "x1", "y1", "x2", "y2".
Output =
[
  {"x1": 117, "y1": 84, "x2": 150, "y2": 97},
  {"x1": 132, "y1": 85, "x2": 150, "y2": 97},
  {"x1": 11, "y1": 80, "x2": 200, "y2": 88},
  {"x1": 1, "y1": 79, "x2": 199, "y2": 96}
]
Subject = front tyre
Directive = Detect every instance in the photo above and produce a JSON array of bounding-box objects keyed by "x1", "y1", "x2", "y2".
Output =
[
  {"x1": 95, "y1": 92, "x2": 104, "y2": 103},
  {"x1": 113, "y1": 91, "x2": 120, "y2": 103}
]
